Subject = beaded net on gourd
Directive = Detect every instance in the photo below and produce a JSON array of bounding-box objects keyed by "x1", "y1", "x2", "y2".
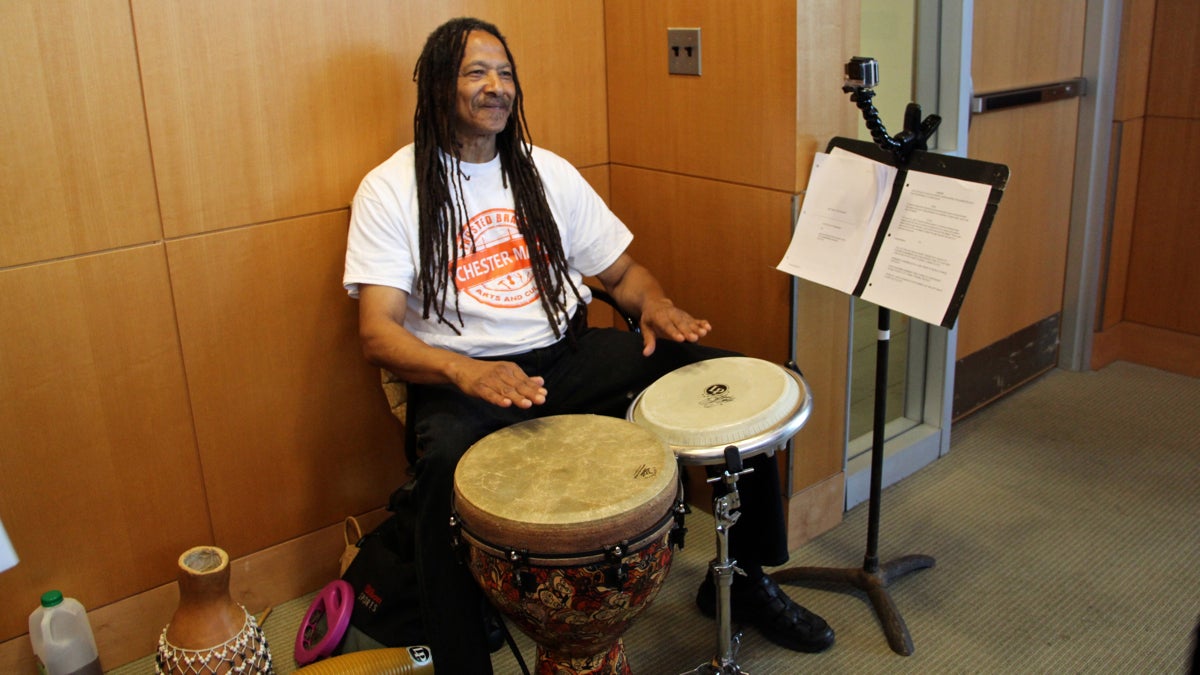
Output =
[{"x1": 155, "y1": 606, "x2": 272, "y2": 675}]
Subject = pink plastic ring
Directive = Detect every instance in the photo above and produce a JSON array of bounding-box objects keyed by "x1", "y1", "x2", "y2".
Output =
[{"x1": 293, "y1": 579, "x2": 354, "y2": 665}]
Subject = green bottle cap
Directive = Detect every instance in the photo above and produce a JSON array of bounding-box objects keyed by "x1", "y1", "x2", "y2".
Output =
[{"x1": 40, "y1": 590, "x2": 64, "y2": 608}]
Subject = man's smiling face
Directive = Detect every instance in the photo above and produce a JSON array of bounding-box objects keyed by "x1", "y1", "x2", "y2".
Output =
[{"x1": 455, "y1": 30, "x2": 516, "y2": 148}]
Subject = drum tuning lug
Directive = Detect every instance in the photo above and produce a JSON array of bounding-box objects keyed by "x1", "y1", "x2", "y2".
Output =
[
  {"x1": 516, "y1": 568, "x2": 538, "y2": 595},
  {"x1": 671, "y1": 519, "x2": 689, "y2": 550},
  {"x1": 448, "y1": 514, "x2": 462, "y2": 551},
  {"x1": 508, "y1": 549, "x2": 537, "y2": 594},
  {"x1": 604, "y1": 563, "x2": 629, "y2": 589},
  {"x1": 670, "y1": 529, "x2": 687, "y2": 549},
  {"x1": 604, "y1": 544, "x2": 631, "y2": 589},
  {"x1": 723, "y1": 445, "x2": 744, "y2": 474},
  {"x1": 605, "y1": 543, "x2": 628, "y2": 562}
]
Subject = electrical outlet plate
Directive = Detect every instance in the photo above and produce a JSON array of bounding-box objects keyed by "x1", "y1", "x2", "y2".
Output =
[{"x1": 667, "y1": 27, "x2": 701, "y2": 76}]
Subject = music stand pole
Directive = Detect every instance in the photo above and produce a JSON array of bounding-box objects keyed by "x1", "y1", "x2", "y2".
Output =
[{"x1": 772, "y1": 306, "x2": 934, "y2": 655}]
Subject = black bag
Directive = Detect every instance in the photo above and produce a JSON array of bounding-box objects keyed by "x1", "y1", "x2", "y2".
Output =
[{"x1": 339, "y1": 484, "x2": 426, "y2": 648}]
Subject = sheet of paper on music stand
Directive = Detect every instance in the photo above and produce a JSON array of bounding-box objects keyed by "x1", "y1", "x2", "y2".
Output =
[
  {"x1": 0, "y1": 517, "x2": 17, "y2": 572},
  {"x1": 776, "y1": 151, "x2": 897, "y2": 294},
  {"x1": 859, "y1": 170, "x2": 992, "y2": 325}
]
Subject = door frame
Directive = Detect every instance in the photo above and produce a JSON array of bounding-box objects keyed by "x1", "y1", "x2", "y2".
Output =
[{"x1": 1060, "y1": 0, "x2": 1123, "y2": 372}]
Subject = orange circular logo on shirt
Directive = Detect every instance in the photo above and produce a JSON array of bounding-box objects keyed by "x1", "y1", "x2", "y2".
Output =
[{"x1": 455, "y1": 208, "x2": 539, "y2": 308}]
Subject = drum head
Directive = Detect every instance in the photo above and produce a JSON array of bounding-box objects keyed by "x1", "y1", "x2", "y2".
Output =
[
  {"x1": 628, "y1": 357, "x2": 812, "y2": 464},
  {"x1": 453, "y1": 414, "x2": 678, "y2": 555}
]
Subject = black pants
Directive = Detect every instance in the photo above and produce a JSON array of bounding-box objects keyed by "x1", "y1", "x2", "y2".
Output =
[{"x1": 408, "y1": 326, "x2": 790, "y2": 673}]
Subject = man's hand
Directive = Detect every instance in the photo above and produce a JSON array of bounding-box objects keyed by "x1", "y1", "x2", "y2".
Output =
[
  {"x1": 359, "y1": 284, "x2": 547, "y2": 408},
  {"x1": 638, "y1": 297, "x2": 712, "y2": 357},
  {"x1": 450, "y1": 359, "x2": 547, "y2": 408},
  {"x1": 594, "y1": 253, "x2": 714, "y2": 357}
]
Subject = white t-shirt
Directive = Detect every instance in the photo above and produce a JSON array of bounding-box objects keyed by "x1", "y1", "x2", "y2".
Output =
[{"x1": 344, "y1": 144, "x2": 633, "y2": 357}]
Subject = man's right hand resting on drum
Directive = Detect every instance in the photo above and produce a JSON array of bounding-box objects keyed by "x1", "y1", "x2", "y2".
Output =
[{"x1": 343, "y1": 17, "x2": 835, "y2": 673}]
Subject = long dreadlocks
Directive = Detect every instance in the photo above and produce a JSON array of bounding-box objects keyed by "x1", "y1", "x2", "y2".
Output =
[{"x1": 412, "y1": 17, "x2": 582, "y2": 339}]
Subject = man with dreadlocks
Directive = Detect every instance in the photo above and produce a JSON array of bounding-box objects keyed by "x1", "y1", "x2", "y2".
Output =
[{"x1": 344, "y1": 17, "x2": 835, "y2": 672}]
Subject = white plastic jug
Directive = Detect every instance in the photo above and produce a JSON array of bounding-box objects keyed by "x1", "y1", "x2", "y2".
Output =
[{"x1": 28, "y1": 591, "x2": 103, "y2": 675}]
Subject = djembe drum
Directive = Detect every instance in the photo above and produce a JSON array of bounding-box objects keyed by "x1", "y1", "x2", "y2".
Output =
[{"x1": 452, "y1": 414, "x2": 684, "y2": 675}]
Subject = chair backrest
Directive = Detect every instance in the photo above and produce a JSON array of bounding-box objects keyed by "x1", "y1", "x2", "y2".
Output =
[{"x1": 380, "y1": 369, "x2": 408, "y2": 425}]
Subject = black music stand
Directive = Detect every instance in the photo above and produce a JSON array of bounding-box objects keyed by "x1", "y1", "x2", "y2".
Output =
[{"x1": 773, "y1": 89, "x2": 1009, "y2": 655}]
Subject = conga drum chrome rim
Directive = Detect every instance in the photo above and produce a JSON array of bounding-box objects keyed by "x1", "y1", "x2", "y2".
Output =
[{"x1": 626, "y1": 356, "x2": 813, "y2": 465}]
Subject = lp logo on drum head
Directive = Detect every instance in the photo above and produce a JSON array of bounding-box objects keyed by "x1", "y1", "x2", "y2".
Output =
[{"x1": 701, "y1": 383, "x2": 733, "y2": 407}]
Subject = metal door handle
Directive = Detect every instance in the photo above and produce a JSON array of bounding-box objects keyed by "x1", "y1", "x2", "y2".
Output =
[{"x1": 971, "y1": 77, "x2": 1086, "y2": 114}]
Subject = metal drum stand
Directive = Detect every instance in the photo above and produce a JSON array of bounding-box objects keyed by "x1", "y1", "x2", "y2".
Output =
[{"x1": 686, "y1": 446, "x2": 754, "y2": 675}]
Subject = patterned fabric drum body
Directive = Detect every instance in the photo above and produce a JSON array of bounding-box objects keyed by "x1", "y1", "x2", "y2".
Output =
[
  {"x1": 626, "y1": 356, "x2": 813, "y2": 465},
  {"x1": 453, "y1": 414, "x2": 681, "y2": 675}
]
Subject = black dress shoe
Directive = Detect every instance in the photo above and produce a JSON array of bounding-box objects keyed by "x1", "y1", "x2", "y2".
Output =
[{"x1": 696, "y1": 573, "x2": 835, "y2": 653}]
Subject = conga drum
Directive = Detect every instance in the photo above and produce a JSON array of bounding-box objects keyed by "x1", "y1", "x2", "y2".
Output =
[
  {"x1": 626, "y1": 356, "x2": 813, "y2": 464},
  {"x1": 627, "y1": 356, "x2": 813, "y2": 671},
  {"x1": 452, "y1": 414, "x2": 683, "y2": 675}
]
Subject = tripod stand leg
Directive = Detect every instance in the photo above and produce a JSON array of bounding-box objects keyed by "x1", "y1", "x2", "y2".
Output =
[
  {"x1": 771, "y1": 552, "x2": 934, "y2": 656},
  {"x1": 879, "y1": 554, "x2": 936, "y2": 585},
  {"x1": 869, "y1": 554, "x2": 936, "y2": 655}
]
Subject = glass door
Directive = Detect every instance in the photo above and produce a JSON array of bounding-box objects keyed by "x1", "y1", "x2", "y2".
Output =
[
  {"x1": 847, "y1": 0, "x2": 920, "y2": 449},
  {"x1": 843, "y1": 0, "x2": 972, "y2": 508}
]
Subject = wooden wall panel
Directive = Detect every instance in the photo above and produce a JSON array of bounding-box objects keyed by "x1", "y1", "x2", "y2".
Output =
[
  {"x1": 493, "y1": 1, "x2": 609, "y2": 167},
  {"x1": 1145, "y1": 0, "x2": 1200, "y2": 118},
  {"x1": 1114, "y1": 0, "x2": 1156, "y2": 121},
  {"x1": 610, "y1": 166, "x2": 793, "y2": 362},
  {"x1": 134, "y1": 0, "x2": 608, "y2": 237},
  {"x1": 1124, "y1": 117, "x2": 1200, "y2": 334},
  {"x1": 790, "y1": 0, "x2": 857, "y2": 511},
  {"x1": 0, "y1": 0, "x2": 160, "y2": 268},
  {"x1": 1096, "y1": 0, "x2": 1200, "y2": 371},
  {"x1": 605, "y1": 0, "x2": 797, "y2": 191},
  {"x1": 604, "y1": 1, "x2": 857, "y2": 545},
  {"x1": 1100, "y1": 118, "x2": 1144, "y2": 331},
  {"x1": 791, "y1": 279, "x2": 853, "y2": 486},
  {"x1": 1099, "y1": 0, "x2": 1156, "y2": 335},
  {"x1": 133, "y1": 0, "x2": 413, "y2": 236},
  {"x1": 795, "y1": 0, "x2": 861, "y2": 192},
  {"x1": 0, "y1": 247, "x2": 208, "y2": 641},
  {"x1": 166, "y1": 213, "x2": 406, "y2": 557}
]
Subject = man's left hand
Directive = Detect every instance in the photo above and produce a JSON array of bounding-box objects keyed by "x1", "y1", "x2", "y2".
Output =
[{"x1": 638, "y1": 298, "x2": 711, "y2": 356}]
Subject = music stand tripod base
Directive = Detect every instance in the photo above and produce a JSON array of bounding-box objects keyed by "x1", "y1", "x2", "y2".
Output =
[
  {"x1": 771, "y1": 305, "x2": 935, "y2": 656},
  {"x1": 771, "y1": 553, "x2": 934, "y2": 655}
]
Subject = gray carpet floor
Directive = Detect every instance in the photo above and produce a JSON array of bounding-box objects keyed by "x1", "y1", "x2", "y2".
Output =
[{"x1": 115, "y1": 360, "x2": 1200, "y2": 674}]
